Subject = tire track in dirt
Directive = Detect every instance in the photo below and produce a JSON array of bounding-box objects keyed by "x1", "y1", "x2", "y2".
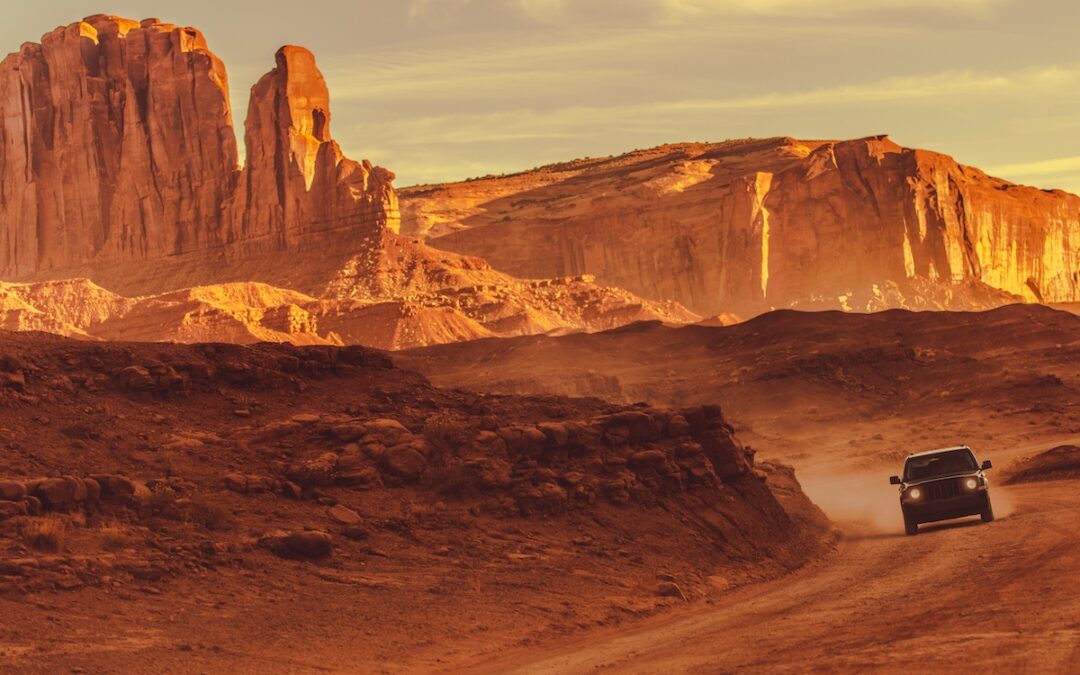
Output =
[{"x1": 460, "y1": 480, "x2": 1080, "y2": 673}]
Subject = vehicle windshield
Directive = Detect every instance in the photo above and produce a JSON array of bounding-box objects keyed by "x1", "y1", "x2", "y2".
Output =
[{"x1": 904, "y1": 449, "x2": 978, "y2": 481}]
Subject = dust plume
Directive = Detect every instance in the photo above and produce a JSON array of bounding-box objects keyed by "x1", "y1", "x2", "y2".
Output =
[
  {"x1": 800, "y1": 471, "x2": 905, "y2": 533},
  {"x1": 799, "y1": 471, "x2": 1017, "y2": 535}
]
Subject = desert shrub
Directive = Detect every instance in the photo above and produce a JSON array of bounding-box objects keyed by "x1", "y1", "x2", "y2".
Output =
[
  {"x1": 21, "y1": 516, "x2": 66, "y2": 552},
  {"x1": 422, "y1": 411, "x2": 474, "y2": 455},
  {"x1": 184, "y1": 496, "x2": 231, "y2": 531},
  {"x1": 147, "y1": 486, "x2": 178, "y2": 513},
  {"x1": 427, "y1": 463, "x2": 478, "y2": 500}
]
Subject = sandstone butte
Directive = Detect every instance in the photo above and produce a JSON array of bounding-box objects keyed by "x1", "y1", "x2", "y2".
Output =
[
  {"x1": 0, "y1": 15, "x2": 395, "y2": 274},
  {"x1": 401, "y1": 136, "x2": 1080, "y2": 317},
  {"x1": 0, "y1": 16, "x2": 695, "y2": 348}
]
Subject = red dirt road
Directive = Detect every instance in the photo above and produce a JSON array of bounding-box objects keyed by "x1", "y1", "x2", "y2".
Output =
[{"x1": 462, "y1": 478, "x2": 1080, "y2": 673}]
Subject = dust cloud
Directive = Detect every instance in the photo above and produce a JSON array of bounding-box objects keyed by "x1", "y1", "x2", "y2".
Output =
[
  {"x1": 800, "y1": 471, "x2": 905, "y2": 533},
  {"x1": 799, "y1": 471, "x2": 1016, "y2": 535}
]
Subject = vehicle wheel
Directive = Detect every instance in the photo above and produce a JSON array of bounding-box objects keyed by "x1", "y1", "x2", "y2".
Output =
[
  {"x1": 981, "y1": 498, "x2": 995, "y2": 523},
  {"x1": 904, "y1": 514, "x2": 918, "y2": 536}
]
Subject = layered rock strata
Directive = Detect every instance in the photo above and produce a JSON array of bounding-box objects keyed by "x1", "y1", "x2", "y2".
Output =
[{"x1": 402, "y1": 137, "x2": 1080, "y2": 315}]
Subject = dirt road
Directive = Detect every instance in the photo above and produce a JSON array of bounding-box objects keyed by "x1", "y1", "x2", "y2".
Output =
[{"x1": 463, "y1": 478, "x2": 1080, "y2": 673}]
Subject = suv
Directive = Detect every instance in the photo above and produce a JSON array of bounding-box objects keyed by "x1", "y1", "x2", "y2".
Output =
[{"x1": 890, "y1": 446, "x2": 994, "y2": 536}]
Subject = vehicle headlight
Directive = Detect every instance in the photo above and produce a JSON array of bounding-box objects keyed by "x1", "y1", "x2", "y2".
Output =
[
  {"x1": 906, "y1": 487, "x2": 922, "y2": 501},
  {"x1": 963, "y1": 477, "x2": 979, "y2": 491}
]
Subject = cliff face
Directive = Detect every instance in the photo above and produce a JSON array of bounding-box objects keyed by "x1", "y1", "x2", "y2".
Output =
[
  {"x1": 0, "y1": 17, "x2": 397, "y2": 279},
  {"x1": 0, "y1": 16, "x2": 238, "y2": 275},
  {"x1": 227, "y1": 46, "x2": 398, "y2": 254},
  {"x1": 403, "y1": 136, "x2": 1080, "y2": 315}
]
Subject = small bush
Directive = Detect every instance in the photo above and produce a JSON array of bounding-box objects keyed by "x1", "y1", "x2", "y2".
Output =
[
  {"x1": 423, "y1": 412, "x2": 474, "y2": 455},
  {"x1": 22, "y1": 516, "x2": 66, "y2": 552}
]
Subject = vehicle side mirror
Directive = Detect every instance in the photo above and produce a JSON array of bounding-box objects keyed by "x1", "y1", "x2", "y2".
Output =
[
  {"x1": 889, "y1": 475, "x2": 901, "y2": 485},
  {"x1": 981, "y1": 459, "x2": 992, "y2": 470}
]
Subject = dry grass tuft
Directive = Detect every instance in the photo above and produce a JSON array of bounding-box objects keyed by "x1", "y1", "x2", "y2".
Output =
[
  {"x1": 21, "y1": 515, "x2": 66, "y2": 552},
  {"x1": 185, "y1": 496, "x2": 232, "y2": 531}
]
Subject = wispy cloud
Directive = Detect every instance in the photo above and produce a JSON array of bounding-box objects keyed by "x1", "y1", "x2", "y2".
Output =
[
  {"x1": 988, "y1": 156, "x2": 1080, "y2": 178},
  {"x1": 407, "y1": 0, "x2": 1007, "y2": 23},
  {"x1": 986, "y1": 156, "x2": 1080, "y2": 195},
  {"x1": 352, "y1": 64, "x2": 1080, "y2": 144},
  {"x1": 336, "y1": 60, "x2": 1080, "y2": 186}
]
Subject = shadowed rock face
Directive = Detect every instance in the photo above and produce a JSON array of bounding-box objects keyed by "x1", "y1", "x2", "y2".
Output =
[
  {"x1": 402, "y1": 136, "x2": 1080, "y2": 315},
  {"x1": 0, "y1": 17, "x2": 397, "y2": 278}
]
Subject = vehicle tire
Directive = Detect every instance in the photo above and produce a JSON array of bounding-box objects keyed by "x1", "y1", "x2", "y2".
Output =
[
  {"x1": 981, "y1": 498, "x2": 995, "y2": 523},
  {"x1": 904, "y1": 514, "x2": 918, "y2": 536}
]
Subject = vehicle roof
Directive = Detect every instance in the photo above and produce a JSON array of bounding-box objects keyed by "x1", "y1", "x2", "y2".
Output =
[{"x1": 905, "y1": 445, "x2": 972, "y2": 459}]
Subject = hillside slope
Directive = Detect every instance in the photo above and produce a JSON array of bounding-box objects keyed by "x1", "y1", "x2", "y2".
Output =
[{"x1": 0, "y1": 332, "x2": 827, "y2": 671}]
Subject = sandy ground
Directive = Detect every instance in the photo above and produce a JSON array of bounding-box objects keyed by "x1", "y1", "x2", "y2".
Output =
[
  {"x1": 3, "y1": 307, "x2": 1077, "y2": 672},
  {"x1": 462, "y1": 468, "x2": 1080, "y2": 673}
]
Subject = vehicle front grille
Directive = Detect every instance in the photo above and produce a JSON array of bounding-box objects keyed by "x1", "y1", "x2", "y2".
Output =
[{"x1": 924, "y1": 478, "x2": 961, "y2": 501}]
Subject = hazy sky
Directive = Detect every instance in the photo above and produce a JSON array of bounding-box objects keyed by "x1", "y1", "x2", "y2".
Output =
[{"x1": 4, "y1": 1, "x2": 1079, "y2": 192}]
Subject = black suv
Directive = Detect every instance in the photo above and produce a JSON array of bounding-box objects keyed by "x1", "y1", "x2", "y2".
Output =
[{"x1": 890, "y1": 446, "x2": 994, "y2": 535}]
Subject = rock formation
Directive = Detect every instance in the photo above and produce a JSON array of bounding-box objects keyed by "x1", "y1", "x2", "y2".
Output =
[
  {"x1": 227, "y1": 46, "x2": 398, "y2": 254},
  {"x1": 0, "y1": 16, "x2": 238, "y2": 275},
  {"x1": 0, "y1": 16, "x2": 397, "y2": 278},
  {"x1": 0, "y1": 271, "x2": 695, "y2": 351},
  {"x1": 402, "y1": 136, "x2": 1080, "y2": 315},
  {"x1": 0, "y1": 16, "x2": 688, "y2": 348}
]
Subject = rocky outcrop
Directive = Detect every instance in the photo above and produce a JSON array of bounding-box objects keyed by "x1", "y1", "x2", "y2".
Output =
[
  {"x1": 0, "y1": 16, "x2": 237, "y2": 275},
  {"x1": 403, "y1": 136, "x2": 1080, "y2": 315},
  {"x1": 227, "y1": 46, "x2": 398, "y2": 255},
  {"x1": 0, "y1": 17, "x2": 397, "y2": 278},
  {"x1": 0, "y1": 270, "x2": 696, "y2": 351}
]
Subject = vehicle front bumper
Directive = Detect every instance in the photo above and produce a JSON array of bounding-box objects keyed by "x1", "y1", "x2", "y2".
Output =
[{"x1": 902, "y1": 492, "x2": 989, "y2": 524}]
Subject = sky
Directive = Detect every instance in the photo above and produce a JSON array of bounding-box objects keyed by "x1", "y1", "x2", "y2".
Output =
[{"x1": 3, "y1": 1, "x2": 1079, "y2": 192}]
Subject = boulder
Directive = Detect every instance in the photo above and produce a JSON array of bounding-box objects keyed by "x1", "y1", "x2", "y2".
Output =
[
  {"x1": 0, "y1": 480, "x2": 26, "y2": 502},
  {"x1": 537, "y1": 422, "x2": 571, "y2": 448},
  {"x1": 327, "y1": 504, "x2": 362, "y2": 526},
  {"x1": 380, "y1": 444, "x2": 428, "y2": 482},
  {"x1": 91, "y1": 475, "x2": 144, "y2": 502},
  {"x1": 286, "y1": 453, "x2": 339, "y2": 487},
  {"x1": 465, "y1": 457, "x2": 513, "y2": 489},
  {"x1": 223, "y1": 474, "x2": 276, "y2": 494},
  {"x1": 115, "y1": 366, "x2": 155, "y2": 391},
  {"x1": 279, "y1": 530, "x2": 333, "y2": 559},
  {"x1": 628, "y1": 449, "x2": 669, "y2": 468},
  {"x1": 471, "y1": 431, "x2": 508, "y2": 459},
  {"x1": 603, "y1": 411, "x2": 660, "y2": 445},
  {"x1": 82, "y1": 477, "x2": 101, "y2": 505},
  {"x1": 515, "y1": 481, "x2": 568, "y2": 515},
  {"x1": 336, "y1": 452, "x2": 381, "y2": 487},
  {"x1": 33, "y1": 478, "x2": 78, "y2": 511},
  {"x1": 496, "y1": 425, "x2": 548, "y2": 459},
  {"x1": 341, "y1": 524, "x2": 371, "y2": 541}
]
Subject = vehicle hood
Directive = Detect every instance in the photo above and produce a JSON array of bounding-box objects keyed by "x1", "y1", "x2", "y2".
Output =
[{"x1": 902, "y1": 470, "x2": 983, "y2": 488}]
